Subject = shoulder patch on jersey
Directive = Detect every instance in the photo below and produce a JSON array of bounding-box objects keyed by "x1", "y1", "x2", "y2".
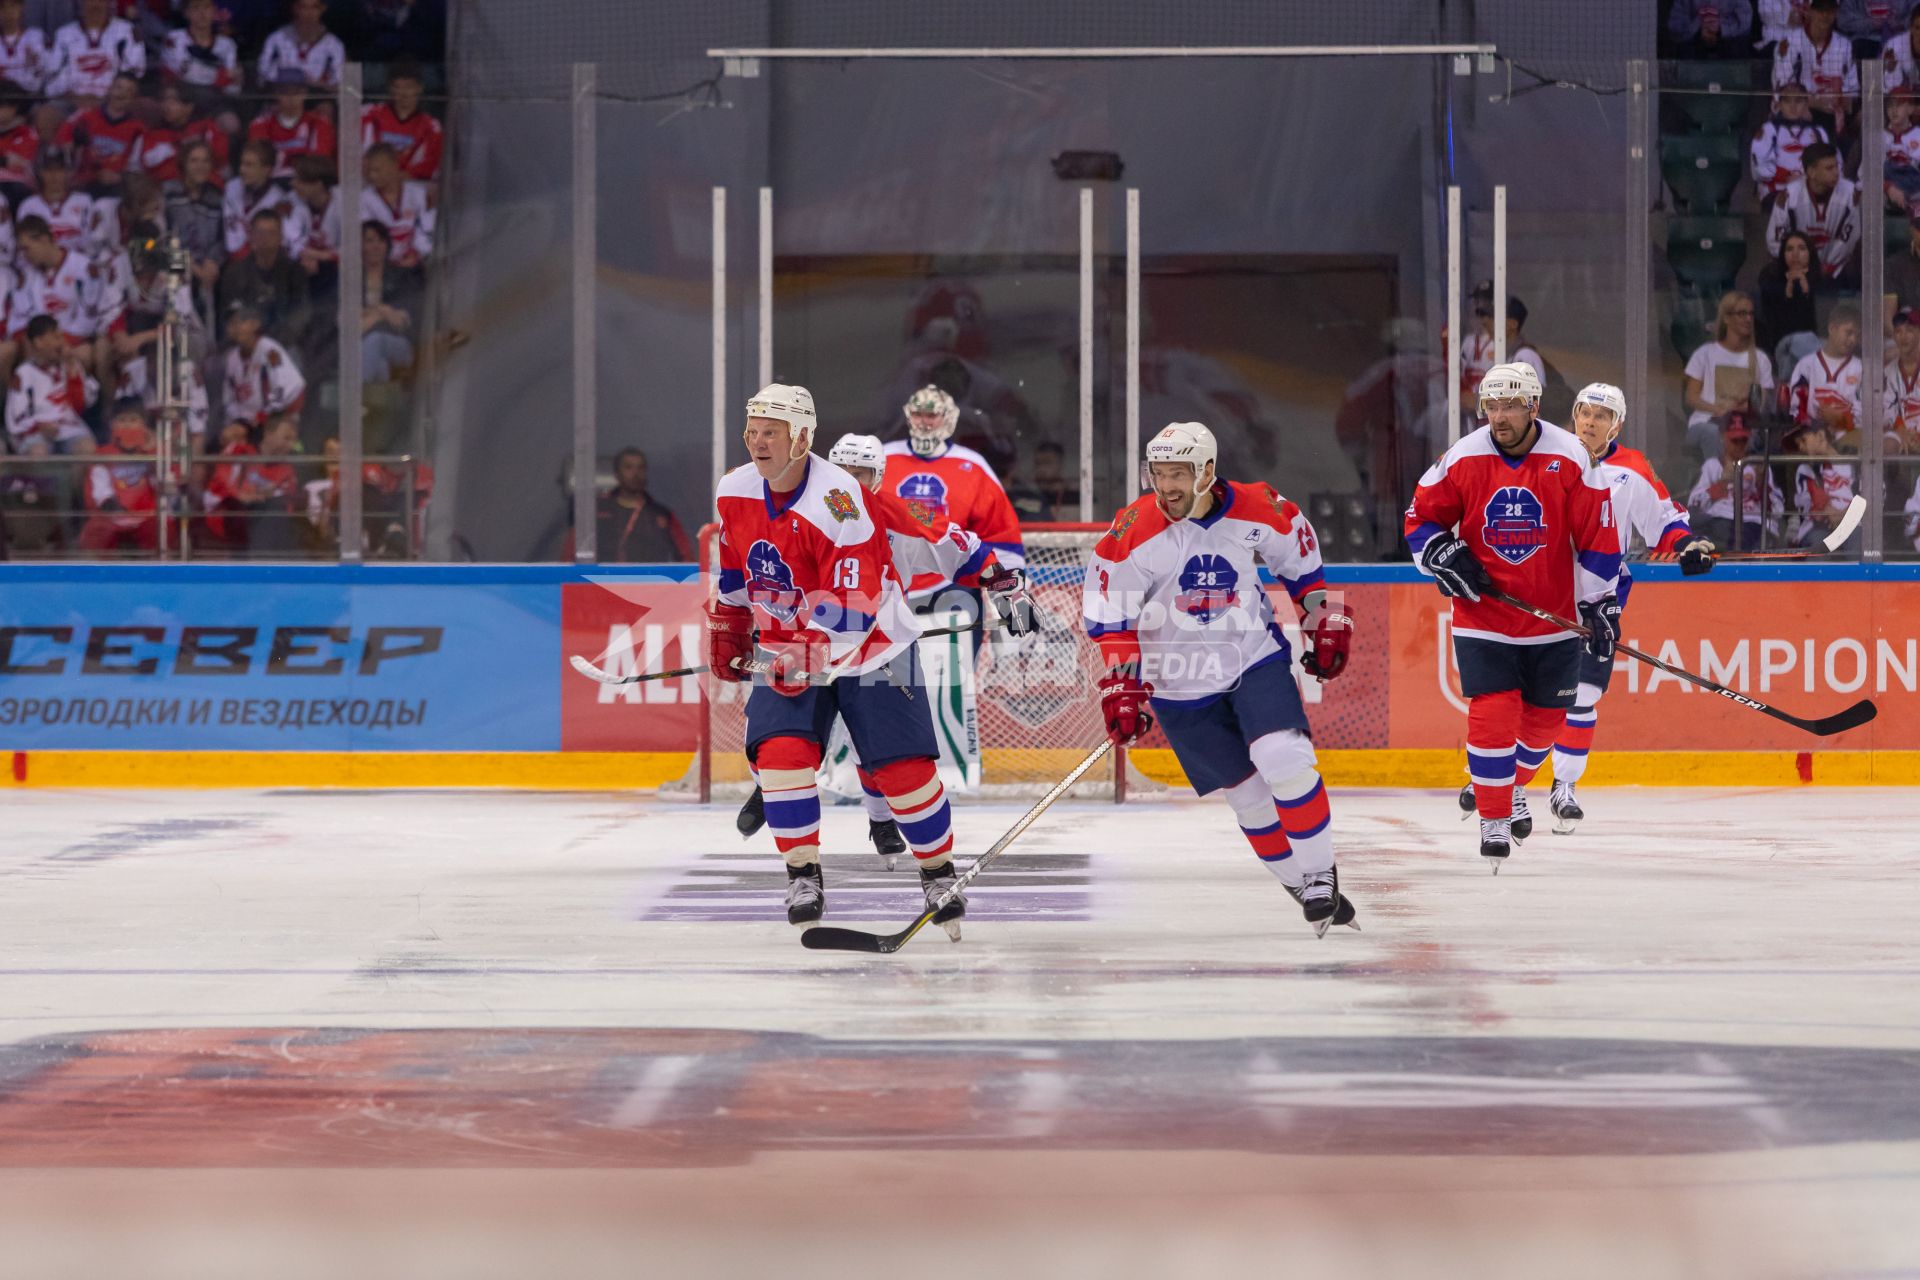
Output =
[
  {"x1": 1106, "y1": 505, "x2": 1142, "y2": 543},
  {"x1": 822, "y1": 487, "x2": 859, "y2": 524},
  {"x1": 904, "y1": 497, "x2": 934, "y2": 527}
]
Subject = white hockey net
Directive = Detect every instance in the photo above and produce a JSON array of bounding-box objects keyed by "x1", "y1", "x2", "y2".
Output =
[{"x1": 671, "y1": 523, "x2": 1168, "y2": 801}]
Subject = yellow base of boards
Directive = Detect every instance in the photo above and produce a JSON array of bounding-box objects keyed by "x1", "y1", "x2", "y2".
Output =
[{"x1": 1, "y1": 748, "x2": 1916, "y2": 790}]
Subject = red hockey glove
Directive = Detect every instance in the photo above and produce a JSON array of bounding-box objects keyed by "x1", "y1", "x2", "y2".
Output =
[
  {"x1": 1299, "y1": 594, "x2": 1354, "y2": 682},
  {"x1": 705, "y1": 601, "x2": 753, "y2": 683},
  {"x1": 1097, "y1": 667, "x2": 1155, "y2": 745},
  {"x1": 760, "y1": 634, "x2": 825, "y2": 698}
]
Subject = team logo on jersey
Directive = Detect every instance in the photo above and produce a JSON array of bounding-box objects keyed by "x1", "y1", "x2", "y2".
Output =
[
  {"x1": 905, "y1": 498, "x2": 935, "y2": 527},
  {"x1": 1106, "y1": 506, "x2": 1140, "y2": 542},
  {"x1": 1481, "y1": 486, "x2": 1549, "y2": 565},
  {"x1": 745, "y1": 539, "x2": 804, "y2": 622},
  {"x1": 897, "y1": 473, "x2": 950, "y2": 520},
  {"x1": 822, "y1": 488, "x2": 859, "y2": 523},
  {"x1": 1173, "y1": 554, "x2": 1240, "y2": 622}
]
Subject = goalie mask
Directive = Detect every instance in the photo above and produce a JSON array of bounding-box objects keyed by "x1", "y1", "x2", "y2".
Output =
[
  {"x1": 903, "y1": 384, "x2": 958, "y2": 458},
  {"x1": 827, "y1": 433, "x2": 887, "y2": 491},
  {"x1": 745, "y1": 382, "x2": 817, "y2": 460}
]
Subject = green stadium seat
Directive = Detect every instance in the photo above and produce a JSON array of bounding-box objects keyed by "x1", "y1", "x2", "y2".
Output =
[
  {"x1": 1660, "y1": 133, "x2": 1745, "y2": 213},
  {"x1": 1890, "y1": 212, "x2": 1914, "y2": 256},
  {"x1": 1666, "y1": 214, "x2": 1747, "y2": 291},
  {"x1": 1661, "y1": 60, "x2": 1760, "y2": 134},
  {"x1": 1669, "y1": 285, "x2": 1716, "y2": 360}
]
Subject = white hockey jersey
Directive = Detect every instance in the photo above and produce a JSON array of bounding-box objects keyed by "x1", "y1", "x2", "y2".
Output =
[
  {"x1": 1689, "y1": 456, "x2": 1784, "y2": 531},
  {"x1": 6, "y1": 356, "x2": 97, "y2": 444},
  {"x1": 1788, "y1": 348, "x2": 1863, "y2": 429},
  {"x1": 8, "y1": 245, "x2": 108, "y2": 340},
  {"x1": 0, "y1": 27, "x2": 51, "y2": 94},
  {"x1": 1083, "y1": 480, "x2": 1327, "y2": 701},
  {"x1": 1589, "y1": 442, "x2": 1694, "y2": 601},
  {"x1": 1886, "y1": 359, "x2": 1920, "y2": 431},
  {"x1": 1774, "y1": 27, "x2": 1859, "y2": 97},
  {"x1": 257, "y1": 25, "x2": 346, "y2": 88},
  {"x1": 1793, "y1": 459, "x2": 1857, "y2": 542},
  {"x1": 1766, "y1": 175, "x2": 1861, "y2": 279},
  {"x1": 46, "y1": 18, "x2": 144, "y2": 100},
  {"x1": 222, "y1": 335, "x2": 307, "y2": 426},
  {"x1": 17, "y1": 190, "x2": 95, "y2": 253},
  {"x1": 223, "y1": 178, "x2": 311, "y2": 258},
  {"x1": 361, "y1": 182, "x2": 433, "y2": 261},
  {"x1": 1750, "y1": 118, "x2": 1831, "y2": 201}
]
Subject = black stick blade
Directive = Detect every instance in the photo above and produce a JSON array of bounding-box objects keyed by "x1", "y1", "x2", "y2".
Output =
[
  {"x1": 799, "y1": 923, "x2": 907, "y2": 953},
  {"x1": 1806, "y1": 698, "x2": 1877, "y2": 737}
]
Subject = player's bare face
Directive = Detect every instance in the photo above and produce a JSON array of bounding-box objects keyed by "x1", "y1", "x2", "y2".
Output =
[
  {"x1": 1483, "y1": 398, "x2": 1536, "y2": 451},
  {"x1": 1571, "y1": 403, "x2": 1619, "y2": 461},
  {"x1": 845, "y1": 465, "x2": 879, "y2": 491},
  {"x1": 1149, "y1": 462, "x2": 1200, "y2": 520},
  {"x1": 743, "y1": 416, "x2": 800, "y2": 484}
]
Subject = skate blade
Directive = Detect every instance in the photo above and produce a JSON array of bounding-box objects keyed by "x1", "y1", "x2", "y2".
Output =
[
  {"x1": 1484, "y1": 857, "x2": 1505, "y2": 875},
  {"x1": 1311, "y1": 919, "x2": 1331, "y2": 939},
  {"x1": 1552, "y1": 819, "x2": 1579, "y2": 836},
  {"x1": 878, "y1": 855, "x2": 899, "y2": 872},
  {"x1": 940, "y1": 919, "x2": 963, "y2": 942}
]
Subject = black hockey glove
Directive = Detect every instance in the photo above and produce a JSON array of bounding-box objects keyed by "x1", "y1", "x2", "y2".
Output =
[
  {"x1": 1418, "y1": 532, "x2": 1491, "y2": 602},
  {"x1": 1578, "y1": 596, "x2": 1622, "y2": 662},
  {"x1": 980, "y1": 566, "x2": 1036, "y2": 637},
  {"x1": 1676, "y1": 536, "x2": 1718, "y2": 576}
]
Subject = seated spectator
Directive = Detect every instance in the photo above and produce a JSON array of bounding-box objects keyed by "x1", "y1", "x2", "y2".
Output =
[
  {"x1": 0, "y1": 79, "x2": 38, "y2": 206},
  {"x1": 0, "y1": 0, "x2": 49, "y2": 96},
  {"x1": 160, "y1": 0, "x2": 241, "y2": 119},
  {"x1": 360, "y1": 142, "x2": 432, "y2": 266},
  {"x1": 1684, "y1": 291, "x2": 1774, "y2": 457},
  {"x1": 218, "y1": 208, "x2": 311, "y2": 344},
  {"x1": 1774, "y1": 0, "x2": 1856, "y2": 137},
  {"x1": 300, "y1": 434, "x2": 411, "y2": 557},
  {"x1": 77, "y1": 401, "x2": 158, "y2": 553},
  {"x1": 1758, "y1": 229, "x2": 1826, "y2": 358},
  {"x1": 55, "y1": 70, "x2": 140, "y2": 196},
  {"x1": 1671, "y1": 1, "x2": 1755, "y2": 57},
  {"x1": 1689, "y1": 410, "x2": 1783, "y2": 550},
  {"x1": 1008, "y1": 440, "x2": 1078, "y2": 522},
  {"x1": 359, "y1": 219, "x2": 418, "y2": 382},
  {"x1": 1786, "y1": 300, "x2": 1862, "y2": 444},
  {"x1": 291, "y1": 155, "x2": 339, "y2": 282},
  {"x1": 1839, "y1": 0, "x2": 1917, "y2": 40},
  {"x1": 1887, "y1": 308, "x2": 1920, "y2": 449},
  {"x1": 247, "y1": 68, "x2": 335, "y2": 180},
  {"x1": 204, "y1": 411, "x2": 302, "y2": 554},
  {"x1": 360, "y1": 61, "x2": 441, "y2": 186},
  {"x1": 221, "y1": 302, "x2": 307, "y2": 429},
  {"x1": 136, "y1": 82, "x2": 232, "y2": 185},
  {"x1": 1751, "y1": 82, "x2": 1829, "y2": 208},
  {"x1": 1785, "y1": 419, "x2": 1861, "y2": 548},
  {"x1": 163, "y1": 139, "x2": 226, "y2": 295},
  {"x1": 18, "y1": 148, "x2": 95, "y2": 252},
  {"x1": 11, "y1": 216, "x2": 108, "y2": 376},
  {"x1": 1765, "y1": 142, "x2": 1859, "y2": 284},
  {"x1": 46, "y1": 0, "x2": 145, "y2": 112},
  {"x1": 1755, "y1": 0, "x2": 1803, "y2": 48},
  {"x1": 88, "y1": 170, "x2": 163, "y2": 255},
  {"x1": 588, "y1": 447, "x2": 691, "y2": 562},
  {"x1": 1888, "y1": 6, "x2": 1920, "y2": 92},
  {"x1": 223, "y1": 139, "x2": 311, "y2": 259},
  {"x1": 258, "y1": 0, "x2": 346, "y2": 93},
  {"x1": 5, "y1": 313, "x2": 98, "y2": 455},
  {"x1": 1886, "y1": 89, "x2": 1920, "y2": 213}
]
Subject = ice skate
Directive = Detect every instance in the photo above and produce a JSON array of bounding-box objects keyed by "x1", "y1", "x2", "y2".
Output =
[
  {"x1": 919, "y1": 860, "x2": 966, "y2": 941},
  {"x1": 737, "y1": 786, "x2": 766, "y2": 838},
  {"x1": 869, "y1": 818, "x2": 906, "y2": 871},
  {"x1": 1285, "y1": 866, "x2": 1360, "y2": 937},
  {"x1": 1510, "y1": 789, "x2": 1533, "y2": 842},
  {"x1": 1457, "y1": 781, "x2": 1475, "y2": 819},
  {"x1": 785, "y1": 862, "x2": 824, "y2": 925},
  {"x1": 1551, "y1": 780, "x2": 1583, "y2": 835},
  {"x1": 1479, "y1": 817, "x2": 1511, "y2": 873}
]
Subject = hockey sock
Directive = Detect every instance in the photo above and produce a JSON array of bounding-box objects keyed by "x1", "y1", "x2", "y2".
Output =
[
  {"x1": 870, "y1": 757, "x2": 953, "y2": 869},
  {"x1": 1466, "y1": 689, "x2": 1521, "y2": 819},
  {"x1": 1247, "y1": 730, "x2": 1336, "y2": 880},
  {"x1": 756, "y1": 736, "x2": 824, "y2": 868},
  {"x1": 1221, "y1": 773, "x2": 1298, "y2": 888},
  {"x1": 1552, "y1": 705, "x2": 1597, "y2": 784},
  {"x1": 854, "y1": 768, "x2": 892, "y2": 824},
  {"x1": 1514, "y1": 702, "x2": 1565, "y2": 788}
]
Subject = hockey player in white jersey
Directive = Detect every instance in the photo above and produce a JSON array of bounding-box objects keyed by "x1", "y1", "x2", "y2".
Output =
[{"x1": 1084, "y1": 422, "x2": 1359, "y2": 936}]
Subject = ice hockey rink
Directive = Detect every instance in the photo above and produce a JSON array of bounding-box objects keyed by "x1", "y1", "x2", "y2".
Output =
[{"x1": 0, "y1": 784, "x2": 1915, "y2": 1279}]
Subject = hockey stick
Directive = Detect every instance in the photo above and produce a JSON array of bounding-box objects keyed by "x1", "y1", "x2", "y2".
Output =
[
  {"x1": 1645, "y1": 495, "x2": 1866, "y2": 563},
  {"x1": 1484, "y1": 588, "x2": 1877, "y2": 737},
  {"x1": 569, "y1": 620, "x2": 978, "y2": 687},
  {"x1": 799, "y1": 739, "x2": 1115, "y2": 954}
]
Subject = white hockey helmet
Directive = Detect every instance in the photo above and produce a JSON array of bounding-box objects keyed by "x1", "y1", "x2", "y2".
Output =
[
  {"x1": 827, "y1": 432, "x2": 887, "y2": 490},
  {"x1": 903, "y1": 384, "x2": 959, "y2": 458},
  {"x1": 745, "y1": 382, "x2": 817, "y2": 457},
  {"x1": 1144, "y1": 421, "x2": 1218, "y2": 485},
  {"x1": 1475, "y1": 361, "x2": 1543, "y2": 414},
  {"x1": 1572, "y1": 381, "x2": 1627, "y2": 435}
]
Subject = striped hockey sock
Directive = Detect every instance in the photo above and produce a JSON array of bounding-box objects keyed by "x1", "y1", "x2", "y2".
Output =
[
  {"x1": 869, "y1": 757, "x2": 953, "y2": 869},
  {"x1": 1466, "y1": 689, "x2": 1522, "y2": 819},
  {"x1": 756, "y1": 736, "x2": 824, "y2": 867},
  {"x1": 1551, "y1": 705, "x2": 1597, "y2": 785},
  {"x1": 1272, "y1": 773, "x2": 1335, "y2": 877},
  {"x1": 1514, "y1": 702, "x2": 1566, "y2": 788}
]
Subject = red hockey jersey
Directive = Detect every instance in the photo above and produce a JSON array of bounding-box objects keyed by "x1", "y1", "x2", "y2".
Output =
[
  {"x1": 714, "y1": 456, "x2": 919, "y2": 677},
  {"x1": 56, "y1": 106, "x2": 143, "y2": 186},
  {"x1": 879, "y1": 440, "x2": 1024, "y2": 596},
  {"x1": 1404, "y1": 421, "x2": 1622, "y2": 644},
  {"x1": 360, "y1": 103, "x2": 443, "y2": 182},
  {"x1": 866, "y1": 483, "x2": 999, "y2": 600},
  {"x1": 247, "y1": 109, "x2": 336, "y2": 179}
]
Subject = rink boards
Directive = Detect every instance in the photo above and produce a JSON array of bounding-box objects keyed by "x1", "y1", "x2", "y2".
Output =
[{"x1": 0, "y1": 562, "x2": 1916, "y2": 788}]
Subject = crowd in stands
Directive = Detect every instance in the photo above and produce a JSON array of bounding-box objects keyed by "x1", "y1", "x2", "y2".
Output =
[
  {"x1": 0, "y1": 0, "x2": 440, "y2": 558},
  {"x1": 1663, "y1": 0, "x2": 1920, "y2": 552}
]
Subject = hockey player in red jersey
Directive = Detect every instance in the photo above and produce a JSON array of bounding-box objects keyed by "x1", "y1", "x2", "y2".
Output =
[
  {"x1": 709, "y1": 384, "x2": 970, "y2": 933},
  {"x1": 882, "y1": 384, "x2": 1025, "y2": 591},
  {"x1": 1084, "y1": 421, "x2": 1361, "y2": 936},
  {"x1": 1405, "y1": 363, "x2": 1623, "y2": 870}
]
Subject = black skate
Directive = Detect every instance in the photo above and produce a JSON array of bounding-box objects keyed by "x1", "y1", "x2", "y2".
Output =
[
  {"x1": 1550, "y1": 780, "x2": 1583, "y2": 835},
  {"x1": 869, "y1": 818, "x2": 906, "y2": 871},
  {"x1": 1479, "y1": 817, "x2": 1511, "y2": 873},
  {"x1": 737, "y1": 786, "x2": 766, "y2": 838},
  {"x1": 1457, "y1": 781, "x2": 1476, "y2": 819},
  {"x1": 919, "y1": 860, "x2": 966, "y2": 941},
  {"x1": 785, "y1": 862, "x2": 824, "y2": 925},
  {"x1": 1510, "y1": 790, "x2": 1533, "y2": 842},
  {"x1": 1285, "y1": 866, "x2": 1361, "y2": 938}
]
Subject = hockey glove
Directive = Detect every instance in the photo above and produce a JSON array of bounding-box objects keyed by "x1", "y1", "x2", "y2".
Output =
[
  {"x1": 760, "y1": 633, "x2": 827, "y2": 698},
  {"x1": 1676, "y1": 536, "x2": 1718, "y2": 576},
  {"x1": 1419, "y1": 532, "x2": 1491, "y2": 602},
  {"x1": 980, "y1": 565, "x2": 1037, "y2": 637},
  {"x1": 1097, "y1": 668, "x2": 1155, "y2": 746},
  {"x1": 1578, "y1": 597, "x2": 1622, "y2": 662},
  {"x1": 1298, "y1": 593, "x2": 1354, "y2": 683},
  {"x1": 705, "y1": 601, "x2": 754, "y2": 682}
]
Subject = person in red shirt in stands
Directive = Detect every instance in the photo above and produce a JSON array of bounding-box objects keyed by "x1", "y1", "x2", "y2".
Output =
[
  {"x1": 77, "y1": 400, "x2": 159, "y2": 552},
  {"x1": 247, "y1": 67, "x2": 334, "y2": 180},
  {"x1": 136, "y1": 82, "x2": 229, "y2": 184},
  {"x1": 56, "y1": 69, "x2": 141, "y2": 195},
  {"x1": 0, "y1": 79, "x2": 38, "y2": 206},
  {"x1": 359, "y1": 60, "x2": 440, "y2": 186}
]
